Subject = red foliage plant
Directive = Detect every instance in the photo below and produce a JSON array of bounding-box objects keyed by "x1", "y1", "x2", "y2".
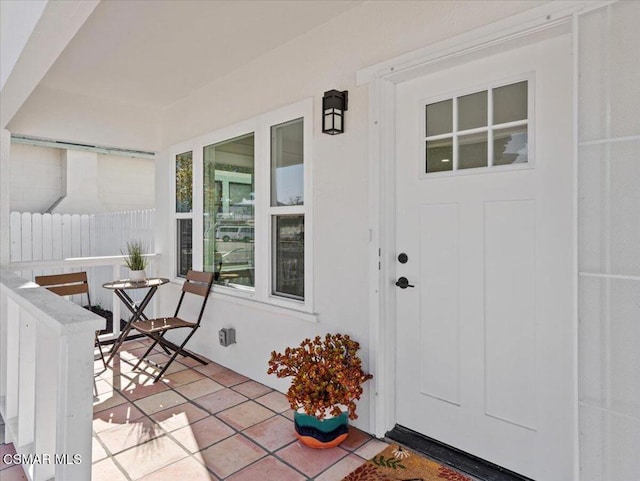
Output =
[{"x1": 267, "y1": 333, "x2": 373, "y2": 420}]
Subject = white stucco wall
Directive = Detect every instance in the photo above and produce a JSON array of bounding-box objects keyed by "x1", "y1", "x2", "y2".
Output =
[
  {"x1": 9, "y1": 142, "x2": 155, "y2": 213},
  {"x1": 155, "y1": 0, "x2": 545, "y2": 433},
  {"x1": 3, "y1": 3, "x2": 636, "y2": 476},
  {"x1": 97, "y1": 153, "x2": 155, "y2": 213},
  {"x1": 9, "y1": 143, "x2": 62, "y2": 213},
  {"x1": 2, "y1": 0, "x2": 551, "y2": 435}
]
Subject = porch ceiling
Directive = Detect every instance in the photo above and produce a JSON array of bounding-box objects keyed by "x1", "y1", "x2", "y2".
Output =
[{"x1": 38, "y1": 0, "x2": 363, "y2": 109}]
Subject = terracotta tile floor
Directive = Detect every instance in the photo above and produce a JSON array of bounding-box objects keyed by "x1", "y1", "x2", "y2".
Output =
[
  {"x1": 0, "y1": 437, "x2": 29, "y2": 481},
  {"x1": 90, "y1": 339, "x2": 386, "y2": 480}
]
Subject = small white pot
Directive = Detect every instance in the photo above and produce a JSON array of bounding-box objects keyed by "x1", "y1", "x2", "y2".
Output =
[{"x1": 129, "y1": 269, "x2": 146, "y2": 282}]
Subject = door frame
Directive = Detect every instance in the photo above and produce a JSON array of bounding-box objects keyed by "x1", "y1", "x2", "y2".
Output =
[{"x1": 360, "y1": 0, "x2": 609, "y2": 476}]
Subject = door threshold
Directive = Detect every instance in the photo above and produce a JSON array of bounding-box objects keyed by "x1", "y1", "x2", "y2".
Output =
[{"x1": 385, "y1": 425, "x2": 534, "y2": 481}]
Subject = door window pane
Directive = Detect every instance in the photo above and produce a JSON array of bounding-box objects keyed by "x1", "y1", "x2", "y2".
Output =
[
  {"x1": 424, "y1": 80, "x2": 528, "y2": 175},
  {"x1": 274, "y1": 215, "x2": 304, "y2": 300},
  {"x1": 204, "y1": 134, "x2": 255, "y2": 288},
  {"x1": 459, "y1": 133, "x2": 488, "y2": 169},
  {"x1": 426, "y1": 99, "x2": 453, "y2": 136},
  {"x1": 177, "y1": 219, "x2": 192, "y2": 277},
  {"x1": 458, "y1": 90, "x2": 487, "y2": 131},
  {"x1": 176, "y1": 152, "x2": 192, "y2": 212},
  {"x1": 271, "y1": 118, "x2": 304, "y2": 206},
  {"x1": 426, "y1": 139, "x2": 453, "y2": 173},
  {"x1": 494, "y1": 126, "x2": 528, "y2": 165},
  {"x1": 493, "y1": 81, "x2": 528, "y2": 124}
]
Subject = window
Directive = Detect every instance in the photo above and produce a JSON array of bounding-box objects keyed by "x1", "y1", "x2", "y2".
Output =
[
  {"x1": 424, "y1": 80, "x2": 529, "y2": 174},
  {"x1": 204, "y1": 133, "x2": 255, "y2": 289},
  {"x1": 172, "y1": 99, "x2": 312, "y2": 312},
  {"x1": 271, "y1": 118, "x2": 305, "y2": 300},
  {"x1": 175, "y1": 151, "x2": 193, "y2": 277},
  {"x1": 273, "y1": 215, "x2": 304, "y2": 299}
]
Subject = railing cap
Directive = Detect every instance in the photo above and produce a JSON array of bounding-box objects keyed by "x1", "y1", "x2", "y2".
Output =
[
  {"x1": 6, "y1": 253, "x2": 158, "y2": 271},
  {"x1": 1, "y1": 269, "x2": 105, "y2": 335}
]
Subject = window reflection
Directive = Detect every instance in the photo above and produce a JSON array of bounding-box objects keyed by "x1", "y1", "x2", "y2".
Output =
[
  {"x1": 459, "y1": 133, "x2": 488, "y2": 169},
  {"x1": 494, "y1": 127, "x2": 528, "y2": 165},
  {"x1": 458, "y1": 91, "x2": 487, "y2": 131},
  {"x1": 204, "y1": 134, "x2": 255, "y2": 288},
  {"x1": 426, "y1": 99, "x2": 453, "y2": 137},
  {"x1": 273, "y1": 216, "x2": 304, "y2": 300},
  {"x1": 271, "y1": 119, "x2": 304, "y2": 206},
  {"x1": 426, "y1": 139, "x2": 453, "y2": 173},
  {"x1": 493, "y1": 81, "x2": 528, "y2": 124},
  {"x1": 424, "y1": 80, "x2": 529, "y2": 174},
  {"x1": 176, "y1": 152, "x2": 192, "y2": 212},
  {"x1": 177, "y1": 219, "x2": 192, "y2": 277}
]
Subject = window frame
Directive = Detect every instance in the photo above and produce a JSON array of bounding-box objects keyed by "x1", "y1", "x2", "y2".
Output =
[
  {"x1": 203, "y1": 131, "x2": 256, "y2": 290},
  {"x1": 173, "y1": 149, "x2": 195, "y2": 277},
  {"x1": 170, "y1": 98, "x2": 314, "y2": 314},
  {"x1": 419, "y1": 73, "x2": 535, "y2": 179}
]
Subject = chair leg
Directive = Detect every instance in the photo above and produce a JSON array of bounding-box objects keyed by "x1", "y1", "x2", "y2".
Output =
[
  {"x1": 92, "y1": 376, "x2": 99, "y2": 402},
  {"x1": 179, "y1": 349, "x2": 208, "y2": 365},
  {"x1": 152, "y1": 331, "x2": 172, "y2": 356},
  {"x1": 151, "y1": 329, "x2": 207, "y2": 383},
  {"x1": 95, "y1": 332, "x2": 107, "y2": 370},
  {"x1": 153, "y1": 347, "x2": 182, "y2": 382},
  {"x1": 93, "y1": 332, "x2": 105, "y2": 401},
  {"x1": 132, "y1": 339, "x2": 159, "y2": 371},
  {"x1": 106, "y1": 321, "x2": 136, "y2": 366},
  {"x1": 154, "y1": 334, "x2": 208, "y2": 365}
]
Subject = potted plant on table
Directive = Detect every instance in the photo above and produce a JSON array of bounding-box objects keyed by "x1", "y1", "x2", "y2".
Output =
[
  {"x1": 268, "y1": 333, "x2": 373, "y2": 449},
  {"x1": 123, "y1": 240, "x2": 148, "y2": 282}
]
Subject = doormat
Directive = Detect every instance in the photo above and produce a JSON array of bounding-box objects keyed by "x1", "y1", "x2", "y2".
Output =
[{"x1": 342, "y1": 444, "x2": 473, "y2": 481}]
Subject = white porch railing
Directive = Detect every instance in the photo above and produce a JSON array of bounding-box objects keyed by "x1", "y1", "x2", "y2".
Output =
[
  {"x1": 0, "y1": 269, "x2": 104, "y2": 481},
  {"x1": 8, "y1": 254, "x2": 160, "y2": 343}
]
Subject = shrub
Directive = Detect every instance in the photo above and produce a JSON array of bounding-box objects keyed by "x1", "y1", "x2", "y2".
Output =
[{"x1": 268, "y1": 333, "x2": 373, "y2": 420}]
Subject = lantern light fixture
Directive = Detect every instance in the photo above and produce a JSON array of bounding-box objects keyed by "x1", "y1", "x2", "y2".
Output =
[{"x1": 322, "y1": 90, "x2": 348, "y2": 135}]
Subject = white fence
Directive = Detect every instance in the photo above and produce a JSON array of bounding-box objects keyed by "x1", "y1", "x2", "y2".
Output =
[
  {"x1": 9, "y1": 210, "x2": 155, "y2": 310},
  {"x1": 10, "y1": 209, "x2": 154, "y2": 260}
]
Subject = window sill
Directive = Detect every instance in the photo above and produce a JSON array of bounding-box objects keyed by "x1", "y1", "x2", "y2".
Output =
[
  {"x1": 212, "y1": 289, "x2": 318, "y2": 323},
  {"x1": 169, "y1": 277, "x2": 318, "y2": 323}
]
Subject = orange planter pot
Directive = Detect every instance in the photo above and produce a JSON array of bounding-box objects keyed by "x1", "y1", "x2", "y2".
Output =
[{"x1": 294, "y1": 410, "x2": 349, "y2": 449}]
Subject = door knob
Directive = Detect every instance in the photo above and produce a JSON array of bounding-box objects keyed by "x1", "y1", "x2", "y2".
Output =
[{"x1": 395, "y1": 277, "x2": 414, "y2": 289}]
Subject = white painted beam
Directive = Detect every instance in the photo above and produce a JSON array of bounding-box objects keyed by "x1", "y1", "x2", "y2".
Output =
[
  {"x1": 0, "y1": 0, "x2": 99, "y2": 129},
  {"x1": 0, "y1": 0, "x2": 47, "y2": 91}
]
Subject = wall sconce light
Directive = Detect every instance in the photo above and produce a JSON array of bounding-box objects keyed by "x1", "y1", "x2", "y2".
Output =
[{"x1": 322, "y1": 90, "x2": 348, "y2": 135}]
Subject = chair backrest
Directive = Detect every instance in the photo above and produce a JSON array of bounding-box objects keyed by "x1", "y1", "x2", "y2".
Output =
[
  {"x1": 35, "y1": 272, "x2": 92, "y2": 307},
  {"x1": 175, "y1": 270, "x2": 215, "y2": 325}
]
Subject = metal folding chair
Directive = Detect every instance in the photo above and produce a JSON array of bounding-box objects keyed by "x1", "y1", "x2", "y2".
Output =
[
  {"x1": 131, "y1": 270, "x2": 214, "y2": 382},
  {"x1": 34, "y1": 272, "x2": 107, "y2": 369}
]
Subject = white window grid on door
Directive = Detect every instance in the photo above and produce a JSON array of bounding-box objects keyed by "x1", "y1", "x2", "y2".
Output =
[{"x1": 420, "y1": 73, "x2": 535, "y2": 179}]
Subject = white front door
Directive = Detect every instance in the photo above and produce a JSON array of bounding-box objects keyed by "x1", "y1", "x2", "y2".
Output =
[{"x1": 395, "y1": 34, "x2": 575, "y2": 480}]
